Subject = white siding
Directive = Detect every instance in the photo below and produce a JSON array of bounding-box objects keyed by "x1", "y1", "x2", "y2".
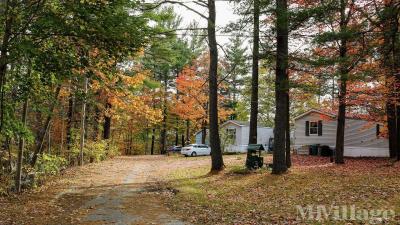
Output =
[
  {"x1": 345, "y1": 147, "x2": 389, "y2": 157},
  {"x1": 236, "y1": 126, "x2": 243, "y2": 145},
  {"x1": 237, "y1": 126, "x2": 273, "y2": 146},
  {"x1": 257, "y1": 127, "x2": 274, "y2": 145},
  {"x1": 294, "y1": 112, "x2": 389, "y2": 157},
  {"x1": 195, "y1": 131, "x2": 209, "y2": 145},
  {"x1": 195, "y1": 132, "x2": 201, "y2": 144},
  {"x1": 240, "y1": 126, "x2": 249, "y2": 145},
  {"x1": 221, "y1": 122, "x2": 273, "y2": 152},
  {"x1": 294, "y1": 113, "x2": 337, "y2": 147},
  {"x1": 343, "y1": 120, "x2": 387, "y2": 148}
]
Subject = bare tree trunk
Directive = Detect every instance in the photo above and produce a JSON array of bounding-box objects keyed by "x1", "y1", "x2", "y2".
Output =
[
  {"x1": 175, "y1": 119, "x2": 179, "y2": 146},
  {"x1": 272, "y1": 0, "x2": 288, "y2": 174},
  {"x1": 331, "y1": 78, "x2": 335, "y2": 110},
  {"x1": 160, "y1": 109, "x2": 167, "y2": 154},
  {"x1": 60, "y1": 105, "x2": 64, "y2": 156},
  {"x1": 397, "y1": 104, "x2": 400, "y2": 161},
  {"x1": 285, "y1": 94, "x2": 291, "y2": 168},
  {"x1": 246, "y1": 0, "x2": 260, "y2": 169},
  {"x1": 127, "y1": 131, "x2": 133, "y2": 155},
  {"x1": 175, "y1": 129, "x2": 179, "y2": 146},
  {"x1": 186, "y1": 120, "x2": 190, "y2": 145},
  {"x1": 335, "y1": 66, "x2": 347, "y2": 164},
  {"x1": 103, "y1": 102, "x2": 111, "y2": 140},
  {"x1": 334, "y1": 0, "x2": 348, "y2": 164},
  {"x1": 151, "y1": 128, "x2": 155, "y2": 155},
  {"x1": 5, "y1": 138, "x2": 11, "y2": 172},
  {"x1": 395, "y1": 23, "x2": 400, "y2": 162},
  {"x1": 248, "y1": 0, "x2": 260, "y2": 146},
  {"x1": 66, "y1": 85, "x2": 75, "y2": 161},
  {"x1": 48, "y1": 122, "x2": 52, "y2": 154},
  {"x1": 201, "y1": 120, "x2": 207, "y2": 144},
  {"x1": 0, "y1": 0, "x2": 13, "y2": 132},
  {"x1": 130, "y1": 130, "x2": 134, "y2": 155},
  {"x1": 15, "y1": 99, "x2": 28, "y2": 193},
  {"x1": 160, "y1": 79, "x2": 168, "y2": 154},
  {"x1": 381, "y1": 1, "x2": 399, "y2": 160},
  {"x1": 387, "y1": 102, "x2": 397, "y2": 158},
  {"x1": 84, "y1": 101, "x2": 90, "y2": 140},
  {"x1": 145, "y1": 127, "x2": 149, "y2": 155},
  {"x1": 159, "y1": 119, "x2": 167, "y2": 154},
  {"x1": 92, "y1": 104, "x2": 100, "y2": 141},
  {"x1": 31, "y1": 86, "x2": 61, "y2": 167},
  {"x1": 208, "y1": 0, "x2": 224, "y2": 172},
  {"x1": 79, "y1": 77, "x2": 88, "y2": 166}
]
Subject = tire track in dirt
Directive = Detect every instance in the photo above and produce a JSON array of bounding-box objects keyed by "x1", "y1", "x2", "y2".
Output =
[
  {"x1": 80, "y1": 160, "x2": 187, "y2": 225},
  {"x1": 1, "y1": 155, "x2": 226, "y2": 225}
]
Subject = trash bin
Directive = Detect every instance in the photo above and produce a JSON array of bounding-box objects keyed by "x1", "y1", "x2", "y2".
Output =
[
  {"x1": 320, "y1": 145, "x2": 332, "y2": 157},
  {"x1": 309, "y1": 144, "x2": 319, "y2": 155},
  {"x1": 246, "y1": 144, "x2": 264, "y2": 169}
]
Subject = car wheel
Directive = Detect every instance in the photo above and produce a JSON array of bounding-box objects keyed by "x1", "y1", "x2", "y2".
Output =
[{"x1": 191, "y1": 152, "x2": 197, "y2": 157}]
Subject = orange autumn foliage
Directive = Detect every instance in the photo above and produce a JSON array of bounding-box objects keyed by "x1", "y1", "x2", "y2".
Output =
[
  {"x1": 86, "y1": 49, "x2": 162, "y2": 126},
  {"x1": 172, "y1": 55, "x2": 232, "y2": 130}
]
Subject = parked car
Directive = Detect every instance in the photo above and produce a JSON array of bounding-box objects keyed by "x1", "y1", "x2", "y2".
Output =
[
  {"x1": 168, "y1": 146, "x2": 182, "y2": 152},
  {"x1": 181, "y1": 144, "x2": 211, "y2": 157}
]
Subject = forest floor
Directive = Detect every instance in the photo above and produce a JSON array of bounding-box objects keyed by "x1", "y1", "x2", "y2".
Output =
[
  {"x1": 0, "y1": 154, "x2": 239, "y2": 225},
  {"x1": 1, "y1": 154, "x2": 400, "y2": 225},
  {"x1": 0, "y1": 155, "x2": 202, "y2": 225},
  {"x1": 164, "y1": 154, "x2": 400, "y2": 224}
]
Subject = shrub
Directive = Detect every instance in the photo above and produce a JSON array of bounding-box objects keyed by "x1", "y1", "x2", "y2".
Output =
[
  {"x1": 125, "y1": 143, "x2": 145, "y2": 155},
  {"x1": 0, "y1": 174, "x2": 12, "y2": 196},
  {"x1": 106, "y1": 142, "x2": 120, "y2": 158},
  {"x1": 71, "y1": 140, "x2": 120, "y2": 163},
  {"x1": 35, "y1": 154, "x2": 67, "y2": 176}
]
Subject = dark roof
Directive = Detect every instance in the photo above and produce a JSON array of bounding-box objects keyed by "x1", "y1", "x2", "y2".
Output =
[
  {"x1": 228, "y1": 120, "x2": 250, "y2": 126},
  {"x1": 221, "y1": 120, "x2": 271, "y2": 128},
  {"x1": 294, "y1": 109, "x2": 384, "y2": 124},
  {"x1": 294, "y1": 109, "x2": 336, "y2": 121},
  {"x1": 195, "y1": 120, "x2": 271, "y2": 136}
]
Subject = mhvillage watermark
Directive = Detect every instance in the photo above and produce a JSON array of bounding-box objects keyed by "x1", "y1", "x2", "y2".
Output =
[{"x1": 296, "y1": 204, "x2": 396, "y2": 224}]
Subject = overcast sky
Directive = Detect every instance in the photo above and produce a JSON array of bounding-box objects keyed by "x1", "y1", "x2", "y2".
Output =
[{"x1": 173, "y1": 1, "x2": 240, "y2": 46}]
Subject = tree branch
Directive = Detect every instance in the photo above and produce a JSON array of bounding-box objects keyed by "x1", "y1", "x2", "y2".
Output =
[{"x1": 157, "y1": 0, "x2": 208, "y2": 20}]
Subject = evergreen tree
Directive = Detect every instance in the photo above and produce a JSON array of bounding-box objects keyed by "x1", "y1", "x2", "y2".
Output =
[{"x1": 224, "y1": 36, "x2": 249, "y2": 119}]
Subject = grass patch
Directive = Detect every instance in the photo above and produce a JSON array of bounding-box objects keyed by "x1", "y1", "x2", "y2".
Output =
[
  {"x1": 165, "y1": 155, "x2": 400, "y2": 224},
  {"x1": 223, "y1": 152, "x2": 240, "y2": 155},
  {"x1": 229, "y1": 165, "x2": 251, "y2": 175}
]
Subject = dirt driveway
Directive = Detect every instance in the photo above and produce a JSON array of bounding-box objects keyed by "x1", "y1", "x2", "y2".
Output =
[{"x1": 0, "y1": 155, "x2": 223, "y2": 225}]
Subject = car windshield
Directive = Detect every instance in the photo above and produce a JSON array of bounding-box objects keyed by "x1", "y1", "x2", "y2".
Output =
[{"x1": 185, "y1": 144, "x2": 195, "y2": 147}]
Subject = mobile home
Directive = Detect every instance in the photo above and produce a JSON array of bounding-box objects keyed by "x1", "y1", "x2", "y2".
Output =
[
  {"x1": 293, "y1": 109, "x2": 389, "y2": 157},
  {"x1": 196, "y1": 120, "x2": 273, "y2": 153}
]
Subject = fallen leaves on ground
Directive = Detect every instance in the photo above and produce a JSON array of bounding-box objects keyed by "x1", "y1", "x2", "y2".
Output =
[
  {"x1": 1, "y1": 154, "x2": 399, "y2": 225},
  {"x1": 163, "y1": 154, "x2": 400, "y2": 224}
]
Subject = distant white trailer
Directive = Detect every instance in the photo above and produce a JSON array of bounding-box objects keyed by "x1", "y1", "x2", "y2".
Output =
[
  {"x1": 195, "y1": 120, "x2": 274, "y2": 153},
  {"x1": 293, "y1": 109, "x2": 389, "y2": 157}
]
